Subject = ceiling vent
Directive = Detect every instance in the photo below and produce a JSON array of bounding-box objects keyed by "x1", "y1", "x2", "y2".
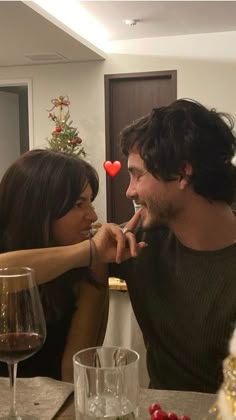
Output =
[{"x1": 24, "y1": 52, "x2": 68, "y2": 63}]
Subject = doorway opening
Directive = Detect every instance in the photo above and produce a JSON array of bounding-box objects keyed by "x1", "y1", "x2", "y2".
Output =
[{"x1": 0, "y1": 79, "x2": 33, "y2": 178}]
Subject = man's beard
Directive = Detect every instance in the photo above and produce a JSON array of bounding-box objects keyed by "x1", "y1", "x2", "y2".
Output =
[{"x1": 140, "y1": 197, "x2": 180, "y2": 230}]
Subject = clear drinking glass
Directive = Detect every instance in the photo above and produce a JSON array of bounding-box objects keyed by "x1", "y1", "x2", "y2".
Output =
[
  {"x1": 0, "y1": 267, "x2": 46, "y2": 420},
  {"x1": 73, "y1": 346, "x2": 139, "y2": 420}
]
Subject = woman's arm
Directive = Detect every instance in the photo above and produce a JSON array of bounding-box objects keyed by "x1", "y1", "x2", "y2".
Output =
[
  {"x1": 61, "y1": 264, "x2": 109, "y2": 382},
  {"x1": 0, "y1": 241, "x2": 91, "y2": 286},
  {"x1": 0, "y1": 212, "x2": 146, "y2": 287}
]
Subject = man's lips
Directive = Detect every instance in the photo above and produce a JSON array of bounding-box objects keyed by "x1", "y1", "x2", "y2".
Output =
[{"x1": 135, "y1": 203, "x2": 146, "y2": 208}]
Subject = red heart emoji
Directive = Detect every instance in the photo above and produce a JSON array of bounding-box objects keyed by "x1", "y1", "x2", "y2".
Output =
[{"x1": 103, "y1": 160, "x2": 121, "y2": 177}]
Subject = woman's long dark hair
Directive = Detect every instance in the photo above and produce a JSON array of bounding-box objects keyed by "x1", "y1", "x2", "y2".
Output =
[
  {"x1": 0, "y1": 149, "x2": 98, "y2": 250},
  {"x1": 0, "y1": 149, "x2": 99, "y2": 320}
]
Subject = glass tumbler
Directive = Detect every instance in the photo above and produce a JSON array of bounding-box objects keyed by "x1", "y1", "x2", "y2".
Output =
[{"x1": 73, "y1": 346, "x2": 139, "y2": 420}]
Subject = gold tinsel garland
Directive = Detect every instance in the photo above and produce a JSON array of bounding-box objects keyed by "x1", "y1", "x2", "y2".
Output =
[
  {"x1": 206, "y1": 354, "x2": 236, "y2": 419},
  {"x1": 221, "y1": 354, "x2": 236, "y2": 417}
]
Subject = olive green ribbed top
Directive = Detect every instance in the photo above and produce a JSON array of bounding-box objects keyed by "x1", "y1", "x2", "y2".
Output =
[{"x1": 111, "y1": 226, "x2": 236, "y2": 393}]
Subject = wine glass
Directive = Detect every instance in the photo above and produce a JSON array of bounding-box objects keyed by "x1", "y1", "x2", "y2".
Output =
[{"x1": 0, "y1": 267, "x2": 46, "y2": 420}]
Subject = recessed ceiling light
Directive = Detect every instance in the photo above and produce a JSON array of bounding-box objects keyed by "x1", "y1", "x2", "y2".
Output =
[{"x1": 123, "y1": 19, "x2": 139, "y2": 26}]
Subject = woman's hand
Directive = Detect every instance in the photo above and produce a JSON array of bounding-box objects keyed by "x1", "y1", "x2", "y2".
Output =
[{"x1": 92, "y1": 209, "x2": 147, "y2": 264}]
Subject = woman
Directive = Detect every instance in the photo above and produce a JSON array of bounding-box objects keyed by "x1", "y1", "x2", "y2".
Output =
[{"x1": 0, "y1": 149, "x2": 145, "y2": 382}]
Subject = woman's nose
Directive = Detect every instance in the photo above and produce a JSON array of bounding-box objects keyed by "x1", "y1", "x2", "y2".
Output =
[{"x1": 86, "y1": 205, "x2": 97, "y2": 223}]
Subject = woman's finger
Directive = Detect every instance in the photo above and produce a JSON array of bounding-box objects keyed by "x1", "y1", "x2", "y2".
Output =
[
  {"x1": 109, "y1": 224, "x2": 127, "y2": 264},
  {"x1": 124, "y1": 232, "x2": 138, "y2": 257},
  {"x1": 118, "y1": 241, "x2": 148, "y2": 263},
  {"x1": 123, "y1": 208, "x2": 143, "y2": 233}
]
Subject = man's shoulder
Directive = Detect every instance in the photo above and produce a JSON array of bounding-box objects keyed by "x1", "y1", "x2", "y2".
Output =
[{"x1": 109, "y1": 225, "x2": 173, "y2": 279}]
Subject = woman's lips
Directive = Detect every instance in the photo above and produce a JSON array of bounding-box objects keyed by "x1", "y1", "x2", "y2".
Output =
[{"x1": 80, "y1": 228, "x2": 92, "y2": 237}]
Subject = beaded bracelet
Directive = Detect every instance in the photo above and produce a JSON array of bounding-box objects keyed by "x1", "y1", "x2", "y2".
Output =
[
  {"x1": 89, "y1": 237, "x2": 96, "y2": 268},
  {"x1": 88, "y1": 238, "x2": 93, "y2": 268}
]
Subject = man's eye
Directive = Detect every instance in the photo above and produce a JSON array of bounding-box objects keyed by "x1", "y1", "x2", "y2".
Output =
[
  {"x1": 130, "y1": 174, "x2": 140, "y2": 182},
  {"x1": 135, "y1": 175, "x2": 142, "y2": 182}
]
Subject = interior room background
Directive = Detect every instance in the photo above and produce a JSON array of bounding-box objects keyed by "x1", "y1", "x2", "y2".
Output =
[{"x1": 0, "y1": 30, "x2": 236, "y2": 222}]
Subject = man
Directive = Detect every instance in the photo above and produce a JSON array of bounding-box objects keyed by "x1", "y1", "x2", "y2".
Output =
[{"x1": 111, "y1": 99, "x2": 236, "y2": 393}]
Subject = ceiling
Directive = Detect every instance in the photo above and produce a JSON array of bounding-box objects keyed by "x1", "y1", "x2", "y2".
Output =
[
  {"x1": 0, "y1": 1, "x2": 104, "y2": 67},
  {"x1": 81, "y1": 1, "x2": 236, "y2": 41},
  {"x1": 1, "y1": 1, "x2": 236, "y2": 67}
]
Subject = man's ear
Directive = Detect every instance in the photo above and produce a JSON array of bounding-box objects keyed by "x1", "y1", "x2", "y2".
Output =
[{"x1": 179, "y1": 162, "x2": 193, "y2": 190}]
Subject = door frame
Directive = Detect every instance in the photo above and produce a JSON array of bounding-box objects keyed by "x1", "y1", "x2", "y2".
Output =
[
  {"x1": 0, "y1": 78, "x2": 34, "y2": 149},
  {"x1": 104, "y1": 70, "x2": 177, "y2": 221}
]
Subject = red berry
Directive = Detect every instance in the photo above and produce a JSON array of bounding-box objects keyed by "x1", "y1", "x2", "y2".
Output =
[
  {"x1": 168, "y1": 413, "x2": 178, "y2": 420},
  {"x1": 149, "y1": 403, "x2": 162, "y2": 414},
  {"x1": 151, "y1": 410, "x2": 168, "y2": 420},
  {"x1": 55, "y1": 126, "x2": 62, "y2": 132},
  {"x1": 151, "y1": 411, "x2": 160, "y2": 420},
  {"x1": 179, "y1": 416, "x2": 191, "y2": 420}
]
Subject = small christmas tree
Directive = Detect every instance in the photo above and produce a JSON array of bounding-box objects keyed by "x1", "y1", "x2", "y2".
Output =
[{"x1": 46, "y1": 95, "x2": 86, "y2": 157}]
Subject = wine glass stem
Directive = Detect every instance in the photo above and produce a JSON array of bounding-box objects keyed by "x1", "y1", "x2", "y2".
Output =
[{"x1": 8, "y1": 362, "x2": 19, "y2": 418}]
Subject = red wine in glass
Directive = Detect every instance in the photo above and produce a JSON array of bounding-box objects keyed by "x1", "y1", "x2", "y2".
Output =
[
  {"x1": 0, "y1": 267, "x2": 46, "y2": 420},
  {"x1": 0, "y1": 332, "x2": 44, "y2": 364}
]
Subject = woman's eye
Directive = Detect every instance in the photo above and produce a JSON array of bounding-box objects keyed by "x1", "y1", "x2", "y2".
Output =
[{"x1": 75, "y1": 202, "x2": 82, "y2": 208}]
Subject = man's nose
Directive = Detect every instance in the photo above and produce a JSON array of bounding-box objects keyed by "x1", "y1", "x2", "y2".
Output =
[{"x1": 126, "y1": 181, "x2": 137, "y2": 200}]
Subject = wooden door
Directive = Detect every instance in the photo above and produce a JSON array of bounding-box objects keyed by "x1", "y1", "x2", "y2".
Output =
[{"x1": 105, "y1": 70, "x2": 177, "y2": 224}]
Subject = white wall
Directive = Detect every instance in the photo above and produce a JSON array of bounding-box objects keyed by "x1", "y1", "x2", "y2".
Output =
[
  {"x1": 107, "y1": 31, "x2": 236, "y2": 63},
  {"x1": 0, "y1": 91, "x2": 20, "y2": 179},
  {"x1": 105, "y1": 54, "x2": 236, "y2": 117},
  {"x1": 0, "y1": 32, "x2": 236, "y2": 220}
]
